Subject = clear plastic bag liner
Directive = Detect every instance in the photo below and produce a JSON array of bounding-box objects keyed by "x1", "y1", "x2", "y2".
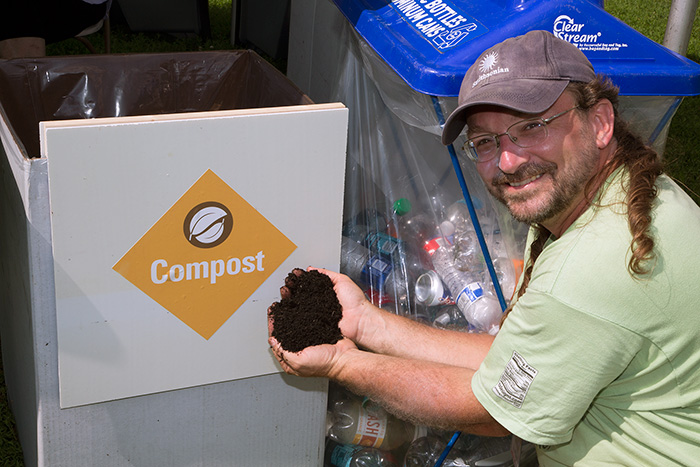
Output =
[
  {"x1": 0, "y1": 50, "x2": 313, "y2": 159},
  {"x1": 334, "y1": 22, "x2": 528, "y2": 331},
  {"x1": 618, "y1": 95, "x2": 683, "y2": 155},
  {"x1": 328, "y1": 21, "x2": 536, "y2": 464}
]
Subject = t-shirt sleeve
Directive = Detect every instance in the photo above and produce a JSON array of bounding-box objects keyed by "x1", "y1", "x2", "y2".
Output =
[{"x1": 471, "y1": 288, "x2": 642, "y2": 445}]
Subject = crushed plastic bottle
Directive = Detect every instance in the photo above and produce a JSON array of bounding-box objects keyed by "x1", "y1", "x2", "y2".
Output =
[
  {"x1": 492, "y1": 256, "x2": 517, "y2": 302},
  {"x1": 431, "y1": 305, "x2": 469, "y2": 330},
  {"x1": 341, "y1": 236, "x2": 373, "y2": 285},
  {"x1": 402, "y1": 435, "x2": 470, "y2": 467},
  {"x1": 390, "y1": 198, "x2": 447, "y2": 260},
  {"x1": 430, "y1": 242, "x2": 502, "y2": 335},
  {"x1": 452, "y1": 227, "x2": 481, "y2": 273},
  {"x1": 341, "y1": 237, "x2": 408, "y2": 302}
]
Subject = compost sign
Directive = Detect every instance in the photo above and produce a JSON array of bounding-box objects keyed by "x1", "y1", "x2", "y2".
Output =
[
  {"x1": 113, "y1": 169, "x2": 296, "y2": 339},
  {"x1": 45, "y1": 102, "x2": 347, "y2": 408}
]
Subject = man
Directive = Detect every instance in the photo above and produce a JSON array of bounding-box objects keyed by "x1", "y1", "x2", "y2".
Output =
[{"x1": 269, "y1": 30, "x2": 700, "y2": 465}]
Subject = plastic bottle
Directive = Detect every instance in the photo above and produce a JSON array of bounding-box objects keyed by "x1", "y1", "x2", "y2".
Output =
[
  {"x1": 461, "y1": 436, "x2": 514, "y2": 465},
  {"x1": 365, "y1": 230, "x2": 404, "y2": 260},
  {"x1": 341, "y1": 234, "x2": 419, "y2": 316},
  {"x1": 451, "y1": 227, "x2": 481, "y2": 273},
  {"x1": 361, "y1": 255, "x2": 406, "y2": 300},
  {"x1": 430, "y1": 243, "x2": 502, "y2": 335},
  {"x1": 341, "y1": 236, "x2": 403, "y2": 293},
  {"x1": 347, "y1": 224, "x2": 426, "y2": 275},
  {"x1": 492, "y1": 256, "x2": 517, "y2": 302},
  {"x1": 444, "y1": 201, "x2": 471, "y2": 232},
  {"x1": 325, "y1": 439, "x2": 398, "y2": 467},
  {"x1": 345, "y1": 223, "x2": 395, "y2": 259},
  {"x1": 327, "y1": 392, "x2": 417, "y2": 451},
  {"x1": 341, "y1": 236, "x2": 372, "y2": 285},
  {"x1": 432, "y1": 305, "x2": 469, "y2": 330},
  {"x1": 402, "y1": 435, "x2": 469, "y2": 467},
  {"x1": 390, "y1": 198, "x2": 442, "y2": 253}
]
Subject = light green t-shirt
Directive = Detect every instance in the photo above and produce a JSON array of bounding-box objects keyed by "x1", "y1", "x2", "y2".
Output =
[{"x1": 472, "y1": 170, "x2": 700, "y2": 466}]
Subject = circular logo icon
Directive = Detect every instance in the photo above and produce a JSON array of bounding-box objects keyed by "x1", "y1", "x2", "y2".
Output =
[
  {"x1": 479, "y1": 51, "x2": 498, "y2": 73},
  {"x1": 183, "y1": 201, "x2": 233, "y2": 248}
]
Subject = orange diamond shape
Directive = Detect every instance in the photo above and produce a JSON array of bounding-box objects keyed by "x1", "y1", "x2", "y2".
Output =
[{"x1": 113, "y1": 169, "x2": 296, "y2": 339}]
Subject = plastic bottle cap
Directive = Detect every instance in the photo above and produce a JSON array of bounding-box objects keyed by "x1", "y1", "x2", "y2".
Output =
[
  {"x1": 392, "y1": 198, "x2": 412, "y2": 216},
  {"x1": 439, "y1": 220, "x2": 455, "y2": 237},
  {"x1": 423, "y1": 237, "x2": 447, "y2": 256},
  {"x1": 413, "y1": 425, "x2": 428, "y2": 440}
]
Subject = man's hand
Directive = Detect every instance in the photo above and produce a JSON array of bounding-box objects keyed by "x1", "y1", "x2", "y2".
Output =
[
  {"x1": 309, "y1": 267, "x2": 374, "y2": 344},
  {"x1": 268, "y1": 335, "x2": 358, "y2": 378},
  {"x1": 267, "y1": 267, "x2": 370, "y2": 377}
]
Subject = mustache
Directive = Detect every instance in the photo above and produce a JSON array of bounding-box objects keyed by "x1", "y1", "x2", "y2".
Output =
[{"x1": 492, "y1": 162, "x2": 557, "y2": 186}]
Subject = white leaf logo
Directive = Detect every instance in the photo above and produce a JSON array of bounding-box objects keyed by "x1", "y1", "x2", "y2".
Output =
[
  {"x1": 184, "y1": 202, "x2": 233, "y2": 248},
  {"x1": 189, "y1": 206, "x2": 227, "y2": 243}
]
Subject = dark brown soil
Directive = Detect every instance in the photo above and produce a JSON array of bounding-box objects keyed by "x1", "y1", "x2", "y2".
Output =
[{"x1": 269, "y1": 269, "x2": 343, "y2": 353}]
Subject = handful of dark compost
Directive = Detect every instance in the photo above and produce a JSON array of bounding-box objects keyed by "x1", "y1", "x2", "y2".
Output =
[{"x1": 269, "y1": 269, "x2": 343, "y2": 352}]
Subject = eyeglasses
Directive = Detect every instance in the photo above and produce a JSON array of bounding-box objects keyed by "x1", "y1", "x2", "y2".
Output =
[{"x1": 463, "y1": 106, "x2": 580, "y2": 163}]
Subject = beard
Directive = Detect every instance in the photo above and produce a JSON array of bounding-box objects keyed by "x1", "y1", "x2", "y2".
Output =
[{"x1": 487, "y1": 138, "x2": 601, "y2": 225}]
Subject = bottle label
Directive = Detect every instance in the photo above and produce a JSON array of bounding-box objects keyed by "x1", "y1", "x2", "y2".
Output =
[
  {"x1": 365, "y1": 232, "x2": 401, "y2": 257},
  {"x1": 352, "y1": 406, "x2": 388, "y2": 448},
  {"x1": 456, "y1": 281, "x2": 484, "y2": 305},
  {"x1": 361, "y1": 255, "x2": 392, "y2": 291}
]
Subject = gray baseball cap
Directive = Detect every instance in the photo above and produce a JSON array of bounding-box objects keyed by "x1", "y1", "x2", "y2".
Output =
[{"x1": 441, "y1": 30, "x2": 596, "y2": 145}]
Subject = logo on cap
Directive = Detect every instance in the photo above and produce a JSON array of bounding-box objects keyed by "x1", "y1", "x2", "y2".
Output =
[
  {"x1": 479, "y1": 51, "x2": 498, "y2": 73},
  {"x1": 472, "y1": 50, "x2": 509, "y2": 88}
]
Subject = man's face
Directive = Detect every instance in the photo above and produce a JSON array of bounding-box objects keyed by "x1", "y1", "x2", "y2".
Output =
[{"x1": 467, "y1": 93, "x2": 602, "y2": 230}]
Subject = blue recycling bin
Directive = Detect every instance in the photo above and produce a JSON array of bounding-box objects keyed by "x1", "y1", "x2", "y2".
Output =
[{"x1": 333, "y1": 0, "x2": 700, "y2": 152}]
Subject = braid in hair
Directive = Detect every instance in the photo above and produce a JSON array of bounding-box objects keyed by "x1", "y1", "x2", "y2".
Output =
[
  {"x1": 568, "y1": 77, "x2": 663, "y2": 276},
  {"x1": 501, "y1": 76, "x2": 662, "y2": 324}
]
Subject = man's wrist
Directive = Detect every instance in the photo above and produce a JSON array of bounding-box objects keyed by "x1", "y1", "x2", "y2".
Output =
[{"x1": 328, "y1": 347, "x2": 363, "y2": 381}]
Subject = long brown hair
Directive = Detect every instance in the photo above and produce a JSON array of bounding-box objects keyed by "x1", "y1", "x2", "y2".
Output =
[{"x1": 501, "y1": 76, "x2": 664, "y2": 324}]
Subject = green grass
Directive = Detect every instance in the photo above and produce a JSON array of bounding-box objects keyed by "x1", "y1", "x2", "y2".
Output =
[
  {"x1": 1, "y1": 1, "x2": 699, "y2": 465},
  {"x1": 606, "y1": 0, "x2": 700, "y2": 203},
  {"x1": 44, "y1": 0, "x2": 287, "y2": 71},
  {"x1": 0, "y1": 357, "x2": 23, "y2": 466}
]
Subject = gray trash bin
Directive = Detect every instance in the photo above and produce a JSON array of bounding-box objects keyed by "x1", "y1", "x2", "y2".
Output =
[{"x1": 0, "y1": 50, "x2": 348, "y2": 467}]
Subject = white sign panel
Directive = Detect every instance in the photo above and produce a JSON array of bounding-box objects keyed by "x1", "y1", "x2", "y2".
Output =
[{"x1": 42, "y1": 104, "x2": 348, "y2": 408}]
